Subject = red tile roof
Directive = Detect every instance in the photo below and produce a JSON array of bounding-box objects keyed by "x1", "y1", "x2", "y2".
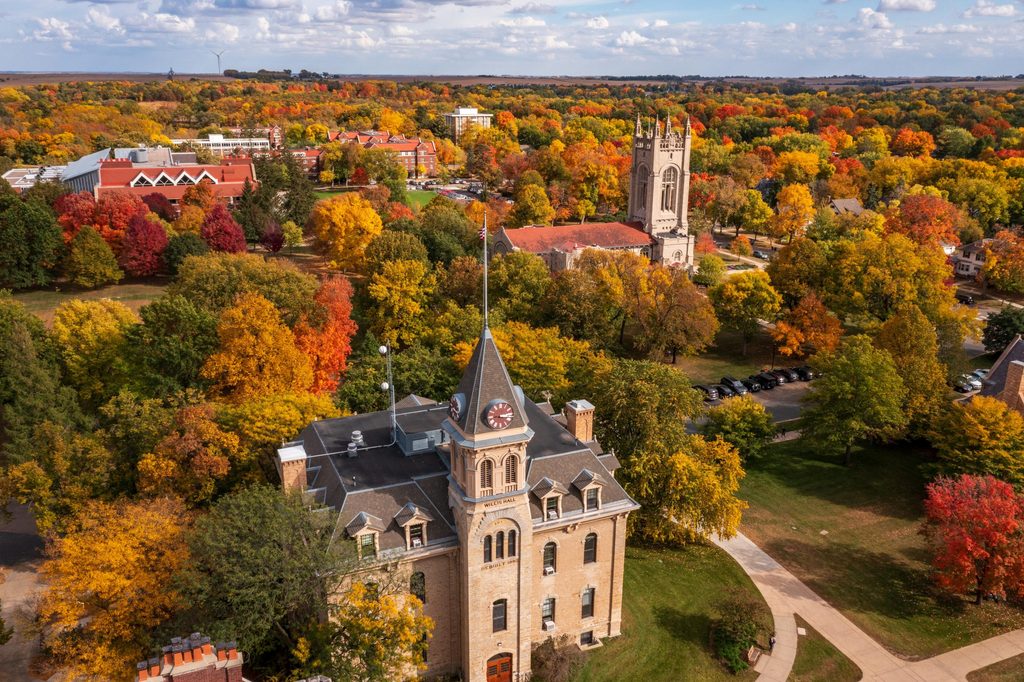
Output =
[{"x1": 502, "y1": 222, "x2": 654, "y2": 253}]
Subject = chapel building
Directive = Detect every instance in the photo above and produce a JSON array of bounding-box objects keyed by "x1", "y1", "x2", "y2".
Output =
[{"x1": 276, "y1": 328, "x2": 638, "y2": 681}]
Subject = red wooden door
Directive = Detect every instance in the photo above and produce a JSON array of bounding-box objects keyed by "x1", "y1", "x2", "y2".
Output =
[{"x1": 486, "y1": 653, "x2": 512, "y2": 682}]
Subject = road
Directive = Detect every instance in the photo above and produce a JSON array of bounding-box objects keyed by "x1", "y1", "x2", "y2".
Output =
[{"x1": 0, "y1": 504, "x2": 44, "y2": 682}]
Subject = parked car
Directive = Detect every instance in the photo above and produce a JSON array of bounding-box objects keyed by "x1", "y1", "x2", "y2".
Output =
[
  {"x1": 753, "y1": 372, "x2": 778, "y2": 389},
  {"x1": 694, "y1": 384, "x2": 720, "y2": 401},
  {"x1": 955, "y1": 291, "x2": 975, "y2": 305},
  {"x1": 793, "y1": 366, "x2": 816, "y2": 381},
  {"x1": 720, "y1": 376, "x2": 748, "y2": 395},
  {"x1": 768, "y1": 369, "x2": 789, "y2": 384},
  {"x1": 959, "y1": 373, "x2": 982, "y2": 391},
  {"x1": 740, "y1": 378, "x2": 762, "y2": 393},
  {"x1": 951, "y1": 377, "x2": 974, "y2": 393},
  {"x1": 713, "y1": 383, "x2": 737, "y2": 398},
  {"x1": 971, "y1": 368, "x2": 990, "y2": 381},
  {"x1": 753, "y1": 250, "x2": 772, "y2": 260}
]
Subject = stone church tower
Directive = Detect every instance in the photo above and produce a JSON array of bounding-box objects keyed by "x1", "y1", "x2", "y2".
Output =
[{"x1": 627, "y1": 115, "x2": 695, "y2": 270}]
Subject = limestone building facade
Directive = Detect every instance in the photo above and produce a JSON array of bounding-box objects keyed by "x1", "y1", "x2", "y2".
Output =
[{"x1": 277, "y1": 329, "x2": 638, "y2": 681}]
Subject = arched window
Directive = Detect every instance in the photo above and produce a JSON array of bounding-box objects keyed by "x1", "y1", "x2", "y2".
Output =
[
  {"x1": 496, "y1": 531, "x2": 505, "y2": 560},
  {"x1": 543, "y1": 542, "x2": 557, "y2": 574},
  {"x1": 508, "y1": 530, "x2": 517, "y2": 557},
  {"x1": 661, "y1": 166, "x2": 679, "y2": 212},
  {"x1": 480, "y1": 459, "x2": 493, "y2": 490},
  {"x1": 484, "y1": 535, "x2": 492, "y2": 563},
  {"x1": 410, "y1": 571, "x2": 426, "y2": 604},
  {"x1": 584, "y1": 533, "x2": 598, "y2": 564},
  {"x1": 637, "y1": 165, "x2": 648, "y2": 208},
  {"x1": 504, "y1": 455, "x2": 518, "y2": 486}
]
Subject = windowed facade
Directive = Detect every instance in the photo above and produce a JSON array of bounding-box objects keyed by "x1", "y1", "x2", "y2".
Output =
[
  {"x1": 541, "y1": 597, "x2": 556, "y2": 623},
  {"x1": 480, "y1": 459, "x2": 493, "y2": 491},
  {"x1": 492, "y1": 599, "x2": 507, "y2": 632},
  {"x1": 637, "y1": 165, "x2": 648, "y2": 208},
  {"x1": 545, "y1": 496, "x2": 559, "y2": 519},
  {"x1": 504, "y1": 455, "x2": 518, "y2": 489},
  {"x1": 496, "y1": 531, "x2": 505, "y2": 560},
  {"x1": 543, "y1": 542, "x2": 557, "y2": 574},
  {"x1": 586, "y1": 488, "x2": 600, "y2": 511},
  {"x1": 410, "y1": 572, "x2": 426, "y2": 604},
  {"x1": 661, "y1": 166, "x2": 678, "y2": 212},
  {"x1": 484, "y1": 535, "x2": 492, "y2": 563},
  {"x1": 582, "y1": 587, "x2": 595, "y2": 618},
  {"x1": 358, "y1": 533, "x2": 376, "y2": 559},
  {"x1": 584, "y1": 533, "x2": 598, "y2": 564},
  {"x1": 581, "y1": 631, "x2": 594, "y2": 646}
]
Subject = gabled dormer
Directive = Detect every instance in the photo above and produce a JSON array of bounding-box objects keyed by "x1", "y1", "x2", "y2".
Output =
[
  {"x1": 346, "y1": 512, "x2": 386, "y2": 560},
  {"x1": 394, "y1": 502, "x2": 434, "y2": 550},
  {"x1": 573, "y1": 469, "x2": 607, "y2": 512},
  {"x1": 532, "y1": 477, "x2": 568, "y2": 520}
]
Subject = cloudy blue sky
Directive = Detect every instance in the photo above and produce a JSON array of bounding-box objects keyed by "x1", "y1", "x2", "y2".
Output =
[{"x1": 7, "y1": 0, "x2": 1024, "y2": 76}]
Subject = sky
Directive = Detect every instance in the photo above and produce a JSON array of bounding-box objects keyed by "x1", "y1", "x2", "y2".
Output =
[{"x1": 6, "y1": 0, "x2": 1024, "y2": 77}]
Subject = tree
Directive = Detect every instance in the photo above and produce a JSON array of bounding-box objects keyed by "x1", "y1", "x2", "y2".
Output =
[
  {"x1": 509, "y1": 184, "x2": 555, "y2": 227},
  {"x1": 201, "y1": 293, "x2": 314, "y2": 403},
  {"x1": 282, "y1": 220, "x2": 304, "y2": 250},
  {"x1": 701, "y1": 395, "x2": 776, "y2": 461},
  {"x1": 875, "y1": 305, "x2": 948, "y2": 435},
  {"x1": 771, "y1": 184, "x2": 814, "y2": 243},
  {"x1": 93, "y1": 192, "x2": 148, "y2": 252},
  {"x1": 0, "y1": 198, "x2": 62, "y2": 289},
  {"x1": 260, "y1": 221, "x2": 285, "y2": 254},
  {"x1": 489, "y1": 251, "x2": 551, "y2": 324},
  {"x1": 366, "y1": 259, "x2": 437, "y2": 348},
  {"x1": 182, "y1": 181, "x2": 215, "y2": 211},
  {"x1": 125, "y1": 295, "x2": 219, "y2": 397},
  {"x1": 64, "y1": 225, "x2": 123, "y2": 288},
  {"x1": 174, "y1": 204, "x2": 205, "y2": 234},
  {"x1": 693, "y1": 254, "x2": 726, "y2": 287},
  {"x1": 54, "y1": 191, "x2": 97, "y2": 241},
  {"x1": 235, "y1": 178, "x2": 270, "y2": 243},
  {"x1": 293, "y1": 276, "x2": 359, "y2": 394},
  {"x1": 538, "y1": 269, "x2": 619, "y2": 350},
  {"x1": 218, "y1": 392, "x2": 338, "y2": 457},
  {"x1": 51, "y1": 298, "x2": 137, "y2": 407},
  {"x1": 309, "y1": 192, "x2": 383, "y2": 271},
  {"x1": 983, "y1": 231, "x2": 1024, "y2": 295},
  {"x1": 38, "y1": 497, "x2": 189, "y2": 681},
  {"x1": 802, "y1": 335, "x2": 908, "y2": 465},
  {"x1": 634, "y1": 265, "x2": 719, "y2": 362},
  {"x1": 922, "y1": 475, "x2": 1024, "y2": 605},
  {"x1": 764, "y1": 237, "x2": 827, "y2": 307},
  {"x1": 982, "y1": 307, "x2": 1024, "y2": 353},
  {"x1": 731, "y1": 234, "x2": 753, "y2": 257},
  {"x1": 770, "y1": 292, "x2": 842, "y2": 358},
  {"x1": 695, "y1": 232, "x2": 717, "y2": 255},
  {"x1": 141, "y1": 192, "x2": 176, "y2": 222},
  {"x1": 180, "y1": 485, "x2": 357, "y2": 669},
  {"x1": 439, "y1": 256, "x2": 484, "y2": 308},
  {"x1": 930, "y1": 396, "x2": 1024, "y2": 488},
  {"x1": 201, "y1": 203, "x2": 247, "y2": 253},
  {"x1": 162, "y1": 232, "x2": 210, "y2": 275},
  {"x1": 119, "y1": 213, "x2": 168, "y2": 276},
  {"x1": 709, "y1": 270, "x2": 781, "y2": 355},
  {"x1": 363, "y1": 230, "x2": 428, "y2": 277},
  {"x1": 886, "y1": 194, "x2": 961, "y2": 248},
  {"x1": 626, "y1": 434, "x2": 746, "y2": 544},
  {"x1": 0, "y1": 604, "x2": 10, "y2": 647}
]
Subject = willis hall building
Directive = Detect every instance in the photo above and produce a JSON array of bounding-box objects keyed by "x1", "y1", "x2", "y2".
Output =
[{"x1": 277, "y1": 326, "x2": 638, "y2": 681}]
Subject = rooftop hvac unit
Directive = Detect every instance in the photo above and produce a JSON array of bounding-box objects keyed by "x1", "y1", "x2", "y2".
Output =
[
  {"x1": 547, "y1": 510, "x2": 558, "y2": 520},
  {"x1": 351, "y1": 430, "x2": 365, "y2": 446},
  {"x1": 346, "y1": 442, "x2": 358, "y2": 458},
  {"x1": 412, "y1": 538, "x2": 423, "y2": 548}
]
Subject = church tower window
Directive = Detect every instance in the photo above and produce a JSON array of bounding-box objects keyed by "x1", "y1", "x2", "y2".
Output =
[
  {"x1": 480, "y1": 459, "x2": 494, "y2": 492},
  {"x1": 661, "y1": 166, "x2": 678, "y2": 212}
]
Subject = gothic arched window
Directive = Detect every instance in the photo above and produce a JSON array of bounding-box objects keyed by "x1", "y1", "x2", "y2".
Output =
[
  {"x1": 484, "y1": 535, "x2": 492, "y2": 563},
  {"x1": 637, "y1": 165, "x2": 649, "y2": 208},
  {"x1": 496, "y1": 531, "x2": 505, "y2": 559},
  {"x1": 661, "y1": 166, "x2": 679, "y2": 212},
  {"x1": 480, "y1": 459, "x2": 493, "y2": 491}
]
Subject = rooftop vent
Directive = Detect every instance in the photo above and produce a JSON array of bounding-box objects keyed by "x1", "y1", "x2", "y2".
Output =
[
  {"x1": 351, "y1": 430, "x2": 364, "y2": 446},
  {"x1": 346, "y1": 442, "x2": 358, "y2": 458}
]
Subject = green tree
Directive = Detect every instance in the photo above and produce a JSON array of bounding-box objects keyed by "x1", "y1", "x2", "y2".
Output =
[
  {"x1": 693, "y1": 255, "x2": 726, "y2": 288},
  {"x1": 509, "y1": 184, "x2": 555, "y2": 227},
  {"x1": 363, "y1": 230, "x2": 428, "y2": 277},
  {"x1": 489, "y1": 251, "x2": 551, "y2": 324},
  {"x1": 125, "y1": 295, "x2": 219, "y2": 397},
  {"x1": 0, "y1": 198, "x2": 63, "y2": 289},
  {"x1": 983, "y1": 307, "x2": 1024, "y2": 353},
  {"x1": 701, "y1": 395, "x2": 775, "y2": 461},
  {"x1": 539, "y1": 269, "x2": 619, "y2": 350},
  {"x1": 709, "y1": 270, "x2": 782, "y2": 355},
  {"x1": 162, "y1": 233, "x2": 210, "y2": 275},
  {"x1": 802, "y1": 335, "x2": 908, "y2": 465},
  {"x1": 765, "y1": 237, "x2": 827, "y2": 307},
  {"x1": 64, "y1": 225, "x2": 123, "y2": 289},
  {"x1": 875, "y1": 305, "x2": 948, "y2": 435},
  {"x1": 929, "y1": 396, "x2": 1024, "y2": 488}
]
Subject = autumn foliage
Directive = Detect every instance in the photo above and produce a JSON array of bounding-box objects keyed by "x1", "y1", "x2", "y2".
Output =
[
  {"x1": 119, "y1": 212, "x2": 168, "y2": 276},
  {"x1": 201, "y1": 203, "x2": 247, "y2": 253},
  {"x1": 294, "y1": 276, "x2": 359, "y2": 393}
]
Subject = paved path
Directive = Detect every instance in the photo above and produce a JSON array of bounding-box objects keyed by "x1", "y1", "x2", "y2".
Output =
[
  {"x1": 0, "y1": 504, "x2": 45, "y2": 682},
  {"x1": 714, "y1": 531, "x2": 1024, "y2": 681}
]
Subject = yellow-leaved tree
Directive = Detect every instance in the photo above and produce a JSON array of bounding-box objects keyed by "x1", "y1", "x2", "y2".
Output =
[
  {"x1": 219, "y1": 392, "x2": 340, "y2": 455},
  {"x1": 201, "y1": 292, "x2": 314, "y2": 403},
  {"x1": 38, "y1": 497, "x2": 189, "y2": 681},
  {"x1": 366, "y1": 258, "x2": 437, "y2": 347},
  {"x1": 51, "y1": 298, "x2": 138, "y2": 407},
  {"x1": 308, "y1": 193, "x2": 383, "y2": 271},
  {"x1": 771, "y1": 183, "x2": 815, "y2": 244}
]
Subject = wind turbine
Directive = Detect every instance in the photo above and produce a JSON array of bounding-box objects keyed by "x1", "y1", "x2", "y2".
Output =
[{"x1": 211, "y1": 50, "x2": 225, "y2": 74}]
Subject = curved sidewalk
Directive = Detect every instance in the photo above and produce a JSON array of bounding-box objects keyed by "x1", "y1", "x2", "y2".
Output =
[{"x1": 714, "y1": 531, "x2": 1024, "y2": 682}]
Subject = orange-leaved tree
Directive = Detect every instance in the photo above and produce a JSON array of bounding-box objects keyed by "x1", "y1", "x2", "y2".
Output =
[
  {"x1": 294, "y1": 276, "x2": 359, "y2": 393},
  {"x1": 771, "y1": 292, "x2": 842, "y2": 358}
]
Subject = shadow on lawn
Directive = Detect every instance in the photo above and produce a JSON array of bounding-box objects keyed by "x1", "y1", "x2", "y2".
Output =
[{"x1": 653, "y1": 606, "x2": 712, "y2": 647}]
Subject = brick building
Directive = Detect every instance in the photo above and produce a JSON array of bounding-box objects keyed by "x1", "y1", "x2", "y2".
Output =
[
  {"x1": 331, "y1": 130, "x2": 438, "y2": 178},
  {"x1": 135, "y1": 634, "x2": 242, "y2": 682},
  {"x1": 277, "y1": 322, "x2": 638, "y2": 681},
  {"x1": 94, "y1": 154, "x2": 256, "y2": 209}
]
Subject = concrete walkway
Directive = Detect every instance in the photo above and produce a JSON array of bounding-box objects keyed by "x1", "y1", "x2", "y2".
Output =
[
  {"x1": 714, "y1": 531, "x2": 1024, "y2": 681},
  {"x1": 0, "y1": 504, "x2": 45, "y2": 682}
]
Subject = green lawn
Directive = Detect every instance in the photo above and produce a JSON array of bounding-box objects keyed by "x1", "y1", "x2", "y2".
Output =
[
  {"x1": 406, "y1": 189, "x2": 437, "y2": 210},
  {"x1": 574, "y1": 544, "x2": 769, "y2": 682},
  {"x1": 671, "y1": 327, "x2": 780, "y2": 385},
  {"x1": 790, "y1": 615, "x2": 862, "y2": 682},
  {"x1": 12, "y1": 281, "x2": 169, "y2": 325},
  {"x1": 966, "y1": 653, "x2": 1024, "y2": 681},
  {"x1": 740, "y1": 439, "x2": 1024, "y2": 659}
]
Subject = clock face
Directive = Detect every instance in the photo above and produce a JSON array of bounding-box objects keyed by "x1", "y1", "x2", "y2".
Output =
[
  {"x1": 485, "y1": 400, "x2": 515, "y2": 430},
  {"x1": 449, "y1": 393, "x2": 464, "y2": 420}
]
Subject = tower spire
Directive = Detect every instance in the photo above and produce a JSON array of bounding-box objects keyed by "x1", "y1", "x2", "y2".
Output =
[
  {"x1": 482, "y1": 209, "x2": 489, "y2": 329},
  {"x1": 685, "y1": 115, "x2": 691, "y2": 137},
  {"x1": 635, "y1": 111, "x2": 642, "y2": 136},
  {"x1": 665, "y1": 116, "x2": 672, "y2": 137}
]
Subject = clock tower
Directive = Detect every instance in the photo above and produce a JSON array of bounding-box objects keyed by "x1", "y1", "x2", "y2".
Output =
[{"x1": 443, "y1": 325, "x2": 536, "y2": 682}]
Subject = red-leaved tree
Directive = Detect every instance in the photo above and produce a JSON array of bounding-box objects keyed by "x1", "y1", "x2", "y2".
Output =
[
  {"x1": 54, "y1": 192, "x2": 98, "y2": 243},
  {"x1": 922, "y1": 474, "x2": 1024, "y2": 605},
  {"x1": 141, "y1": 193, "x2": 177, "y2": 223},
  {"x1": 294, "y1": 276, "x2": 358, "y2": 394},
  {"x1": 695, "y1": 232, "x2": 717, "y2": 255},
  {"x1": 200, "y1": 204, "x2": 247, "y2": 253},
  {"x1": 119, "y1": 213, "x2": 169, "y2": 276},
  {"x1": 260, "y1": 221, "x2": 284, "y2": 254},
  {"x1": 94, "y1": 192, "x2": 148, "y2": 253},
  {"x1": 886, "y1": 194, "x2": 961, "y2": 248}
]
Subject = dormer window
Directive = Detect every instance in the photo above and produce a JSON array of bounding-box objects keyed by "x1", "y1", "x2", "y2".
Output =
[
  {"x1": 545, "y1": 496, "x2": 561, "y2": 520},
  {"x1": 409, "y1": 523, "x2": 425, "y2": 548},
  {"x1": 394, "y1": 503, "x2": 433, "y2": 551},
  {"x1": 358, "y1": 533, "x2": 377, "y2": 559},
  {"x1": 586, "y1": 488, "x2": 600, "y2": 511},
  {"x1": 573, "y1": 469, "x2": 606, "y2": 514}
]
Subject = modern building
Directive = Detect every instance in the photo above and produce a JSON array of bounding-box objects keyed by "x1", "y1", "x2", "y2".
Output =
[
  {"x1": 170, "y1": 133, "x2": 272, "y2": 156},
  {"x1": 1, "y1": 165, "x2": 66, "y2": 193},
  {"x1": 62, "y1": 147, "x2": 197, "y2": 195},
  {"x1": 225, "y1": 125, "x2": 283, "y2": 148},
  {"x1": 494, "y1": 116, "x2": 695, "y2": 271},
  {"x1": 330, "y1": 130, "x2": 439, "y2": 178},
  {"x1": 276, "y1": 325, "x2": 638, "y2": 681},
  {"x1": 444, "y1": 107, "x2": 493, "y2": 142}
]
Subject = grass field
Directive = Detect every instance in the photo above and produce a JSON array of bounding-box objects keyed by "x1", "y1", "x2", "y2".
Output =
[
  {"x1": 789, "y1": 615, "x2": 862, "y2": 682},
  {"x1": 740, "y1": 439, "x2": 1024, "y2": 659},
  {"x1": 406, "y1": 189, "x2": 437, "y2": 210},
  {"x1": 966, "y1": 653, "x2": 1024, "y2": 681},
  {"x1": 12, "y1": 281, "x2": 168, "y2": 325},
  {"x1": 573, "y1": 544, "x2": 768, "y2": 682},
  {"x1": 671, "y1": 327, "x2": 781, "y2": 385}
]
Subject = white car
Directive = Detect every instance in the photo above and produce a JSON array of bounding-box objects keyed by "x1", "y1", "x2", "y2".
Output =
[
  {"x1": 959, "y1": 373, "x2": 982, "y2": 391},
  {"x1": 971, "y1": 368, "x2": 990, "y2": 381}
]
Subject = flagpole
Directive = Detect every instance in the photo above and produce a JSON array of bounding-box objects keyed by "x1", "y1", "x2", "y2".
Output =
[{"x1": 482, "y1": 208, "x2": 489, "y2": 329}]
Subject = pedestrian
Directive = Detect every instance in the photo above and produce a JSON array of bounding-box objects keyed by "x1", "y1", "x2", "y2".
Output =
[{"x1": 769, "y1": 634, "x2": 776, "y2": 653}]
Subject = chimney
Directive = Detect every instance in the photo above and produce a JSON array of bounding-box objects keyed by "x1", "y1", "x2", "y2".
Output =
[
  {"x1": 138, "y1": 634, "x2": 244, "y2": 682},
  {"x1": 1002, "y1": 360, "x2": 1024, "y2": 413},
  {"x1": 565, "y1": 400, "x2": 595, "y2": 443},
  {"x1": 276, "y1": 441, "x2": 308, "y2": 494}
]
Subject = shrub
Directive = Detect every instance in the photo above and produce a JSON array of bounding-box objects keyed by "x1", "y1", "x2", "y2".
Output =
[
  {"x1": 710, "y1": 593, "x2": 768, "y2": 674},
  {"x1": 260, "y1": 221, "x2": 284, "y2": 254},
  {"x1": 163, "y1": 233, "x2": 210, "y2": 275},
  {"x1": 531, "y1": 634, "x2": 585, "y2": 682},
  {"x1": 64, "y1": 226, "x2": 123, "y2": 288}
]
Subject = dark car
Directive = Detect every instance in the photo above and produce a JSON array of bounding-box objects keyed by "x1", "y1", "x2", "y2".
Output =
[
  {"x1": 768, "y1": 369, "x2": 789, "y2": 384},
  {"x1": 753, "y1": 372, "x2": 778, "y2": 389},
  {"x1": 752, "y1": 249, "x2": 772, "y2": 260},
  {"x1": 720, "y1": 376, "x2": 748, "y2": 395},
  {"x1": 775, "y1": 367, "x2": 800, "y2": 382},
  {"x1": 713, "y1": 383, "x2": 736, "y2": 398},
  {"x1": 955, "y1": 291, "x2": 975, "y2": 305},
  {"x1": 791, "y1": 366, "x2": 815, "y2": 381},
  {"x1": 740, "y1": 378, "x2": 761, "y2": 393},
  {"x1": 950, "y1": 377, "x2": 973, "y2": 393},
  {"x1": 694, "y1": 384, "x2": 720, "y2": 401}
]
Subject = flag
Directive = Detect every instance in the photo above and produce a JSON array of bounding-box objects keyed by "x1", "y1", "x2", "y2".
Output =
[{"x1": 479, "y1": 211, "x2": 488, "y2": 241}]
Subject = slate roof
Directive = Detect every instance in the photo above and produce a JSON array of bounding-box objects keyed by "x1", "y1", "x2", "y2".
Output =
[
  {"x1": 500, "y1": 222, "x2": 655, "y2": 254},
  {"x1": 980, "y1": 334, "x2": 1024, "y2": 398},
  {"x1": 451, "y1": 327, "x2": 528, "y2": 436},
  {"x1": 830, "y1": 198, "x2": 865, "y2": 216}
]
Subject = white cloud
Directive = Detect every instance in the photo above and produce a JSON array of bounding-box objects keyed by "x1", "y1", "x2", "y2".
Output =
[
  {"x1": 498, "y1": 15, "x2": 546, "y2": 27},
  {"x1": 389, "y1": 24, "x2": 414, "y2": 35},
  {"x1": 86, "y1": 6, "x2": 122, "y2": 31},
  {"x1": 34, "y1": 17, "x2": 74, "y2": 41},
  {"x1": 313, "y1": 1, "x2": 352, "y2": 21},
  {"x1": 918, "y1": 23, "x2": 980, "y2": 34},
  {"x1": 615, "y1": 29, "x2": 649, "y2": 46},
  {"x1": 652, "y1": 19, "x2": 668, "y2": 28},
  {"x1": 586, "y1": 16, "x2": 609, "y2": 29},
  {"x1": 878, "y1": 0, "x2": 934, "y2": 11},
  {"x1": 509, "y1": 2, "x2": 555, "y2": 14},
  {"x1": 963, "y1": 0, "x2": 1016, "y2": 17},
  {"x1": 858, "y1": 7, "x2": 893, "y2": 28}
]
